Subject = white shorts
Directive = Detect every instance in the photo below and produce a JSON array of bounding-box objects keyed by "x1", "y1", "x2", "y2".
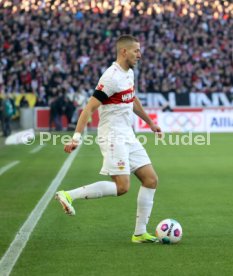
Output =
[{"x1": 98, "y1": 136, "x2": 151, "y2": 176}]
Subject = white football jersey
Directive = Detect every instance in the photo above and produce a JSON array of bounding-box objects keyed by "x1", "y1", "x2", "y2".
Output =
[{"x1": 95, "y1": 62, "x2": 136, "y2": 138}]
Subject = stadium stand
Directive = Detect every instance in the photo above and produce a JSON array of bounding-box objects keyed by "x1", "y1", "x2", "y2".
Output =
[{"x1": 0, "y1": 0, "x2": 232, "y2": 106}]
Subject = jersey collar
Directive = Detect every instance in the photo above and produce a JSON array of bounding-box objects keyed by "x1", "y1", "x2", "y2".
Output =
[{"x1": 113, "y1": 62, "x2": 129, "y2": 73}]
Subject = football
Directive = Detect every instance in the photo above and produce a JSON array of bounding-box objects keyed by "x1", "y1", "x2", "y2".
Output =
[{"x1": 155, "y1": 218, "x2": 182, "y2": 244}]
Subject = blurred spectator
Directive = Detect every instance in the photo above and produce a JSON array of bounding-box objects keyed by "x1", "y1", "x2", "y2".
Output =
[
  {"x1": 19, "y1": 95, "x2": 29, "y2": 107},
  {"x1": 0, "y1": 0, "x2": 232, "y2": 101},
  {"x1": 49, "y1": 94, "x2": 62, "y2": 131},
  {"x1": 49, "y1": 92, "x2": 73, "y2": 131},
  {"x1": 65, "y1": 96, "x2": 76, "y2": 126},
  {"x1": 35, "y1": 94, "x2": 47, "y2": 107},
  {"x1": 1, "y1": 94, "x2": 15, "y2": 136}
]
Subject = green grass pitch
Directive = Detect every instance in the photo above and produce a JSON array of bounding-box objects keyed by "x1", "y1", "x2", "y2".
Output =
[{"x1": 0, "y1": 132, "x2": 233, "y2": 276}]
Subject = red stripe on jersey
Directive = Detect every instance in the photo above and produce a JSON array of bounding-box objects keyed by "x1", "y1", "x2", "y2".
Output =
[{"x1": 102, "y1": 87, "x2": 135, "y2": 105}]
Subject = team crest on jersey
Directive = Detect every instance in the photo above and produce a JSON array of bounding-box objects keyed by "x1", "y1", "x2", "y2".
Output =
[
  {"x1": 97, "y1": 83, "x2": 104, "y2": 91},
  {"x1": 117, "y1": 160, "x2": 125, "y2": 170}
]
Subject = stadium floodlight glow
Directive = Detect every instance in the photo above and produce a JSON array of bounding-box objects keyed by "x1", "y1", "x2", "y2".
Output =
[
  {"x1": 189, "y1": 0, "x2": 195, "y2": 5},
  {"x1": 103, "y1": 0, "x2": 109, "y2": 9},
  {"x1": 3, "y1": 1, "x2": 11, "y2": 8},
  {"x1": 190, "y1": 12, "x2": 195, "y2": 18},
  {"x1": 1, "y1": 0, "x2": 233, "y2": 18},
  {"x1": 183, "y1": 8, "x2": 188, "y2": 15},
  {"x1": 147, "y1": 7, "x2": 152, "y2": 15},
  {"x1": 12, "y1": 5, "x2": 17, "y2": 12},
  {"x1": 214, "y1": 11, "x2": 219, "y2": 18},
  {"x1": 125, "y1": 9, "x2": 130, "y2": 17},
  {"x1": 218, "y1": 5, "x2": 223, "y2": 12},
  {"x1": 121, "y1": 0, "x2": 130, "y2": 4}
]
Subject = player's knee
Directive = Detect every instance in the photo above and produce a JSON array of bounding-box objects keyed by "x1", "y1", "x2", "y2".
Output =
[
  {"x1": 144, "y1": 174, "x2": 158, "y2": 189},
  {"x1": 116, "y1": 181, "x2": 130, "y2": 196},
  {"x1": 117, "y1": 184, "x2": 129, "y2": 196},
  {"x1": 112, "y1": 175, "x2": 130, "y2": 196}
]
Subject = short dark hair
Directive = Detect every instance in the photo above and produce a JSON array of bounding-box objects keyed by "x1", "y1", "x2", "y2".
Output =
[
  {"x1": 116, "y1": 35, "x2": 139, "y2": 45},
  {"x1": 116, "y1": 35, "x2": 139, "y2": 53}
]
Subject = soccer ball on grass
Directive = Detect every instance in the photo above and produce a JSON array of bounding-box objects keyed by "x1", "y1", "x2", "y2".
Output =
[{"x1": 155, "y1": 218, "x2": 182, "y2": 244}]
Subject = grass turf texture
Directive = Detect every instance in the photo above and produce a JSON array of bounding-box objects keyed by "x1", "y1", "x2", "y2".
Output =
[{"x1": 0, "y1": 133, "x2": 232, "y2": 276}]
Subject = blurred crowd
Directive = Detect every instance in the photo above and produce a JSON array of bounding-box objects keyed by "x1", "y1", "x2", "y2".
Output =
[{"x1": 0, "y1": 0, "x2": 233, "y2": 107}]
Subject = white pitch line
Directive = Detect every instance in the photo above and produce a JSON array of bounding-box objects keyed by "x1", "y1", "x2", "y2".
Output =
[
  {"x1": 30, "y1": 144, "x2": 45, "y2": 154},
  {"x1": 0, "y1": 161, "x2": 20, "y2": 176},
  {"x1": 0, "y1": 146, "x2": 82, "y2": 276}
]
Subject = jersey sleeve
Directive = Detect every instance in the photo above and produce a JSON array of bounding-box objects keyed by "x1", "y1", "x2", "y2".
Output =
[{"x1": 95, "y1": 72, "x2": 117, "y2": 98}]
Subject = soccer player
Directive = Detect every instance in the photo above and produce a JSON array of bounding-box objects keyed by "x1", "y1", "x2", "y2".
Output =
[{"x1": 55, "y1": 35, "x2": 162, "y2": 243}]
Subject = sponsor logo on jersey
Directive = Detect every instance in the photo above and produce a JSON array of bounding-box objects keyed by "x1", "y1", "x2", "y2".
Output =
[
  {"x1": 103, "y1": 87, "x2": 135, "y2": 105},
  {"x1": 122, "y1": 91, "x2": 135, "y2": 102}
]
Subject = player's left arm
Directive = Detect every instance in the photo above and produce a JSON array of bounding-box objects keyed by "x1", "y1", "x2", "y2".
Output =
[{"x1": 133, "y1": 96, "x2": 162, "y2": 137}]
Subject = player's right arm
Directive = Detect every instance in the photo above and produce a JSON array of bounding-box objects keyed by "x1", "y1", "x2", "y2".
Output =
[
  {"x1": 64, "y1": 96, "x2": 102, "y2": 153},
  {"x1": 64, "y1": 70, "x2": 116, "y2": 153}
]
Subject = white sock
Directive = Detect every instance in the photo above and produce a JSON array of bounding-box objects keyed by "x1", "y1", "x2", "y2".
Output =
[
  {"x1": 67, "y1": 181, "x2": 117, "y2": 200},
  {"x1": 134, "y1": 186, "x2": 156, "y2": 235}
]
